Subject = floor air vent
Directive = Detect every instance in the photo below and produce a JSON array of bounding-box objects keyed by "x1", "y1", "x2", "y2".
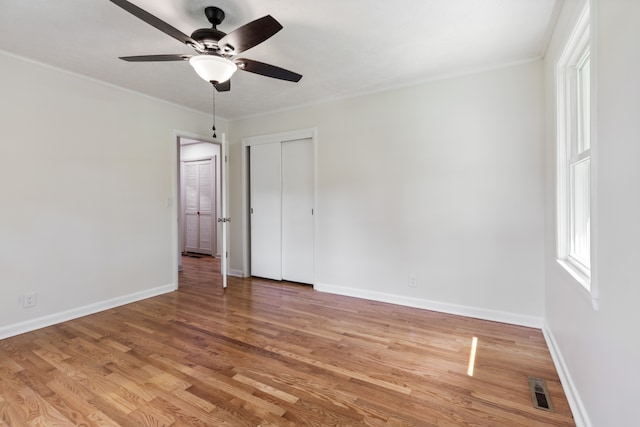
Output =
[{"x1": 528, "y1": 377, "x2": 554, "y2": 412}]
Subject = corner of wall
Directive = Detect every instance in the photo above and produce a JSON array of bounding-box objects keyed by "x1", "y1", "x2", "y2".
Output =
[{"x1": 542, "y1": 320, "x2": 592, "y2": 427}]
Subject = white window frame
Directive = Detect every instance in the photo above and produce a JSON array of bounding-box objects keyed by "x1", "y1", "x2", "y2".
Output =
[{"x1": 556, "y1": 2, "x2": 597, "y2": 304}]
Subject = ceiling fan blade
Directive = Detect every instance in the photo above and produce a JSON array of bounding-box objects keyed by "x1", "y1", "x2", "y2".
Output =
[
  {"x1": 218, "y1": 15, "x2": 283, "y2": 54},
  {"x1": 109, "y1": 0, "x2": 201, "y2": 49},
  {"x1": 119, "y1": 54, "x2": 191, "y2": 62},
  {"x1": 236, "y1": 58, "x2": 302, "y2": 82},
  {"x1": 214, "y1": 80, "x2": 231, "y2": 92}
]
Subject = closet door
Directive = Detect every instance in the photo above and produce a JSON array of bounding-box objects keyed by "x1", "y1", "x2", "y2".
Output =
[
  {"x1": 250, "y1": 143, "x2": 282, "y2": 280},
  {"x1": 184, "y1": 159, "x2": 214, "y2": 255},
  {"x1": 197, "y1": 160, "x2": 214, "y2": 253},
  {"x1": 281, "y1": 139, "x2": 314, "y2": 284}
]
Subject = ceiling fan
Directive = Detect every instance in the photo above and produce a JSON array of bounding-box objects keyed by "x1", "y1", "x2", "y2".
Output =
[{"x1": 109, "y1": 0, "x2": 303, "y2": 92}]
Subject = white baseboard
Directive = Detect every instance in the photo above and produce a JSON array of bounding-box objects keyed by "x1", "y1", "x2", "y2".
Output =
[
  {"x1": 228, "y1": 269, "x2": 245, "y2": 278},
  {"x1": 0, "y1": 283, "x2": 177, "y2": 340},
  {"x1": 314, "y1": 283, "x2": 542, "y2": 328},
  {"x1": 542, "y1": 321, "x2": 591, "y2": 427}
]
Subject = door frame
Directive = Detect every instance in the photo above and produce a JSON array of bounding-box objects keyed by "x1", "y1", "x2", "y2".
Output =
[
  {"x1": 240, "y1": 127, "x2": 318, "y2": 286},
  {"x1": 173, "y1": 130, "x2": 227, "y2": 286}
]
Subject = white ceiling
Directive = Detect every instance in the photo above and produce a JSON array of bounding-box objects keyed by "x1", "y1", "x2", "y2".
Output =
[{"x1": 0, "y1": 0, "x2": 562, "y2": 120}]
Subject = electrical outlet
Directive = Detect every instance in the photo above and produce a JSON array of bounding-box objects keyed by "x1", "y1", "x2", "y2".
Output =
[
  {"x1": 408, "y1": 274, "x2": 416, "y2": 288},
  {"x1": 23, "y1": 292, "x2": 37, "y2": 308}
]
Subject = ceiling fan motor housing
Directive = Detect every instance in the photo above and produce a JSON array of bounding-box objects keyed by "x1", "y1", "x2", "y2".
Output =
[
  {"x1": 191, "y1": 27, "x2": 226, "y2": 49},
  {"x1": 191, "y1": 7, "x2": 227, "y2": 50}
]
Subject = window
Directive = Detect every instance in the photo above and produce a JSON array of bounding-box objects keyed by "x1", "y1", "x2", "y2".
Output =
[{"x1": 557, "y1": 4, "x2": 592, "y2": 290}]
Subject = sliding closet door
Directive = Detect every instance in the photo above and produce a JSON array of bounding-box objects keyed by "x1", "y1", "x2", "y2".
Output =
[
  {"x1": 250, "y1": 143, "x2": 282, "y2": 280},
  {"x1": 281, "y1": 139, "x2": 314, "y2": 284}
]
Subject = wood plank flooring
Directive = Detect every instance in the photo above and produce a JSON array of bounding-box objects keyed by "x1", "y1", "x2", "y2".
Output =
[{"x1": 0, "y1": 256, "x2": 575, "y2": 426}]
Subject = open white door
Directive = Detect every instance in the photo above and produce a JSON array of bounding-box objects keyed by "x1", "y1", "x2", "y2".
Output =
[{"x1": 220, "y1": 133, "x2": 229, "y2": 288}]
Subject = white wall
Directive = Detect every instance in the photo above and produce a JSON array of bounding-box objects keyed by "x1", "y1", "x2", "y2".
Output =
[
  {"x1": 543, "y1": 1, "x2": 640, "y2": 425},
  {"x1": 229, "y1": 60, "x2": 546, "y2": 326},
  {"x1": 0, "y1": 52, "x2": 226, "y2": 338}
]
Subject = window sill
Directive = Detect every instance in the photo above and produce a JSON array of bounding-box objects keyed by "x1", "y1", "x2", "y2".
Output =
[
  {"x1": 556, "y1": 258, "x2": 599, "y2": 311},
  {"x1": 556, "y1": 258, "x2": 590, "y2": 290}
]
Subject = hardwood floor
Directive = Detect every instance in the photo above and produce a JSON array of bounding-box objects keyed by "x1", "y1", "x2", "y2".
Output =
[{"x1": 0, "y1": 256, "x2": 574, "y2": 426}]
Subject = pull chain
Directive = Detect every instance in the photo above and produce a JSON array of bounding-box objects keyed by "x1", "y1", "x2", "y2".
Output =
[{"x1": 211, "y1": 81, "x2": 217, "y2": 138}]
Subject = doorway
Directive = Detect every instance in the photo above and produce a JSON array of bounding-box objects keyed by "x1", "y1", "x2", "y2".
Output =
[{"x1": 177, "y1": 135, "x2": 229, "y2": 287}]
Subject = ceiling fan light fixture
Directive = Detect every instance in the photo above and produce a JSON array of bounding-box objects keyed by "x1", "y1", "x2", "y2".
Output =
[
  {"x1": 111, "y1": 1, "x2": 302, "y2": 88},
  {"x1": 189, "y1": 55, "x2": 237, "y2": 83}
]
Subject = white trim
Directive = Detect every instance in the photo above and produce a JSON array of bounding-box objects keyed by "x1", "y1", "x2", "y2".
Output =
[
  {"x1": 229, "y1": 57, "x2": 544, "y2": 122},
  {"x1": 315, "y1": 283, "x2": 542, "y2": 328},
  {"x1": 242, "y1": 128, "x2": 318, "y2": 146},
  {"x1": 556, "y1": 259, "x2": 590, "y2": 291},
  {"x1": 0, "y1": 50, "x2": 217, "y2": 120},
  {"x1": 555, "y1": 2, "x2": 594, "y2": 300},
  {"x1": 588, "y1": 0, "x2": 600, "y2": 311},
  {"x1": 0, "y1": 283, "x2": 176, "y2": 340},
  {"x1": 181, "y1": 155, "x2": 214, "y2": 162},
  {"x1": 542, "y1": 321, "x2": 592, "y2": 427},
  {"x1": 312, "y1": 130, "x2": 320, "y2": 290},
  {"x1": 241, "y1": 128, "x2": 318, "y2": 285},
  {"x1": 228, "y1": 269, "x2": 245, "y2": 278},
  {"x1": 174, "y1": 130, "x2": 220, "y2": 145}
]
